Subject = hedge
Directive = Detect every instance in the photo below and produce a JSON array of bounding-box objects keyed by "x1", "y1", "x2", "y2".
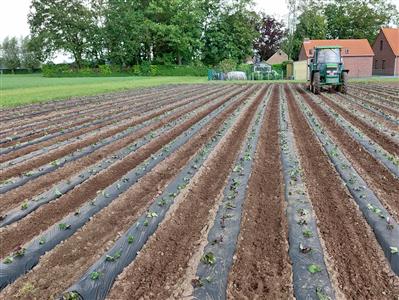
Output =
[{"x1": 42, "y1": 64, "x2": 208, "y2": 77}]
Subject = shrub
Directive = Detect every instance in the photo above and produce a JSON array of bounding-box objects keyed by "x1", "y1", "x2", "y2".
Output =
[{"x1": 99, "y1": 64, "x2": 112, "y2": 76}]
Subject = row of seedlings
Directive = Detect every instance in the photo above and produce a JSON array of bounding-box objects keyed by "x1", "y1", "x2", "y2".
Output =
[
  {"x1": 322, "y1": 93, "x2": 399, "y2": 143},
  {"x1": 0, "y1": 86, "x2": 235, "y2": 174},
  {"x1": 0, "y1": 84, "x2": 197, "y2": 132},
  {"x1": 59, "y1": 87, "x2": 261, "y2": 300},
  {"x1": 0, "y1": 85, "x2": 217, "y2": 154},
  {"x1": 0, "y1": 87, "x2": 236, "y2": 194},
  {"x1": 0, "y1": 87, "x2": 244, "y2": 226},
  {"x1": 0, "y1": 84, "x2": 180, "y2": 122},
  {"x1": 349, "y1": 88, "x2": 399, "y2": 111},
  {"x1": 190, "y1": 86, "x2": 271, "y2": 299},
  {"x1": 0, "y1": 86, "x2": 255, "y2": 289},
  {"x1": 0, "y1": 85, "x2": 212, "y2": 145},
  {"x1": 339, "y1": 93, "x2": 399, "y2": 125},
  {"x1": 279, "y1": 86, "x2": 335, "y2": 299},
  {"x1": 290, "y1": 85, "x2": 399, "y2": 275},
  {"x1": 298, "y1": 86, "x2": 399, "y2": 177},
  {"x1": 352, "y1": 85, "x2": 399, "y2": 102}
]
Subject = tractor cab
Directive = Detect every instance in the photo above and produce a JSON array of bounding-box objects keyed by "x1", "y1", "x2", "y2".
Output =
[{"x1": 308, "y1": 46, "x2": 349, "y2": 94}]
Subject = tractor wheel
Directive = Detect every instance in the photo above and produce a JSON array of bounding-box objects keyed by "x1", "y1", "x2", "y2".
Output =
[
  {"x1": 340, "y1": 72, "x2": 348, "y2": 94},
  {"x1": 313, "y1": 73, "x2": 320, "y2": 94}
]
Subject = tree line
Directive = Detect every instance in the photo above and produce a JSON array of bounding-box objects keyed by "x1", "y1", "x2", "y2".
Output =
[
  {"x1": 0, "y1": 36, "x2": 41, "y2": 71},
  {"x1": 1, "y1": 0, "x2": 397, "y2": 71}
]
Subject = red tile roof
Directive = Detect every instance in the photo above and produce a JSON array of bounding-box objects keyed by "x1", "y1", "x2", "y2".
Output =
[
  {"x1": 302, "y1": 39, "x2": 374, "y2": 58},
  {"x1": 382, "y1": 28, "x2": 399, "y2": 56}
]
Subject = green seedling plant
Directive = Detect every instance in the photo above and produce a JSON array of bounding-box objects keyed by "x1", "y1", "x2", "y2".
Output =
[
  {"x1": 303, "y1": 229, "x2": 313, "y2": 238},
  {"x1": 308, "y1": 264, "x2": 322, "y2": 274},
  {"x1": 59, "y1": 223, "x2": 71, "y2": 230},
  {"x1": 90, "y1": 271, "x2": 102, "y2": 280},
  {"x1": 39, "y1": 237, "x2": 46, "y2": 245},
  {"x1": 201, "y1": 252, "x2": 216, "y2": 265},
  {"x1": 21, "y1": 201, "x2": 29, "y2": 210},
  {"x1": 106, "y1": 250, "x2": 122, "y2": 262},
  {"x1": 3, "y1": 256, "x2": 13, "y2": 264},
  {"x1": 390, "y1": 247, "x2": 398, "y2": 254},
  {"x1": 128, "y1": 235, "x2": 135, "y2": 244}
]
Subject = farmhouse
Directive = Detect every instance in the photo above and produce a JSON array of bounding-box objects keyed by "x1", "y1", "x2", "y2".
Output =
[
  {"x1": 266, "y1": 50, "x2": 288, "y2": 65},
  {"x1": 299, "y1": 39, "x2": 374, "y2": 77},
  {"x1": 372, "y1": 28, "x2": 399, "y2": 76}
]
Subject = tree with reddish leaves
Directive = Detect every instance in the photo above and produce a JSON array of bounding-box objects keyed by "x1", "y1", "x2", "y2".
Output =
[{"x1": 254, "y1": 14, "x2": 286, "y2": 61}]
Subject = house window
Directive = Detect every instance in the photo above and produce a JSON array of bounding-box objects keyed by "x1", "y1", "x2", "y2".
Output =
[
  {"x1": 309, "y1": 49, "x2": 313, "y2": 56},
  {"x1": 382, "y1": 60, "x2": 386, "y2": 69},
  {"x1": 380, "y1": 40, "x2": 383, "y2": 51},
  {"x1": 374, "y1": 60, "x2": 378, "y2": 69},
  {"x1": 345, "y1": 48, "x2": 349, "y2": 54}
]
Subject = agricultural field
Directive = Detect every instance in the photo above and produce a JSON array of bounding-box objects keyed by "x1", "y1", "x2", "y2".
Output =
[{"x1": 0, "y1": 82, "x2": 398, "y2": 299}]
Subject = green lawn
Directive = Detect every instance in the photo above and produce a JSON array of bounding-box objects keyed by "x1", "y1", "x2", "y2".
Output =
[{"x1": 0, "y1": 74, "x2": 208, "y2": 107}]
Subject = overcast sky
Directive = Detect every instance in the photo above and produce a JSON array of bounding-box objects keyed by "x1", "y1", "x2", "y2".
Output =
[{"x1": 0, "y1": 0, "x2": 398, "y2": 40}]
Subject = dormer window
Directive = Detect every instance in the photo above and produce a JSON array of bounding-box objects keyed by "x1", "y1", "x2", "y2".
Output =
[{"x1": 345, "y1": 48, "x2": 349, "y2": 54}]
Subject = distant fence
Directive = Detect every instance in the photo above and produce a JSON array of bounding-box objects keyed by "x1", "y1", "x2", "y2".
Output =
[{"x1": 208, "y1": 69, "x2": 285, "y2": 81}]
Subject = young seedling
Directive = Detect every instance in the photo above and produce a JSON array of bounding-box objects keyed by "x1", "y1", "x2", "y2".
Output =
[
  {"x1": 21, "y1": 201, "x2": 29, "y2": 210},
  {"x1": 90, "y1": 271, "x2": 102, "y2": 280},
  {"x1": 3, "y1": 256, "x2": 13, "y2": 264},
  {"x1": 307, "y1": 264, "x2": 322, "y2": 274},
  {"x1": 143, "y1": 220, "x2": 149, "y2": 226},
  {"x1": 59, "y1": 223, "x2": 71, "y2": 230},
  {"x1": 106, "y1": 250, "x2": 122, "y2": 262},
  {"x1": 146, "y1": 211, "x2": 158, "y2": 218},
  {"x1": 316, "y1": 287, "x2": 331, "y2": 300},
  {"x1": 39, "y1": 237, "x2": 46, "y2": 245},
  {"x1": 14, "y1": 247, "x2": 26, "y2": 257},
  {"x1": 201, "y1": 252, "x2": 216, "y2": 265},
  {"x1": 62, "y1": 291, "x2": 80, "y2": 300},
  {"x1": 390, "y1": 247, "x2": 398, "y2": 254},
  {"x1": 128, "y1": 235, "x2": 135, "y2": 244},
  {"x1": 303, "y1": 229, "x2": 313, "y2": 238}
]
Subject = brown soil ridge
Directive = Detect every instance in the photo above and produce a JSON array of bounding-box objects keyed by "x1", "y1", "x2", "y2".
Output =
[
  {"x1": 318, "y1": 93, "x2": 399, "y2": 157},
  {"x1": 286, "y1": 85, "x2": 399, "y2": 299},
  {"x1": 0, "y1": 85, "x2": 259, "y2": 300},
  {"x1": 226, "y1": 85, "x2": 292, "y2": 299},
  {"x1": 105, "y1": 86, "x2": 266, "y2": 300},
  {"x1": 0, "y1": 86, "x2": 248, "y2": 257},
  {"x1": 296, "y1": 87, "x2": 399, "y2": 222}
]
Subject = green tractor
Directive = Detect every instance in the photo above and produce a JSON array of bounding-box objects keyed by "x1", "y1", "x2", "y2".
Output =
[{"x1": 308, "y1": 46, "x2": 349, "y2": 94}]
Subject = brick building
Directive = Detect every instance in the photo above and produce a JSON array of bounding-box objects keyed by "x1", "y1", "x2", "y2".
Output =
[
  {"x1": 372, "y1": 28, "x2": 399, "y2": 76},
  {"x1": 299, "y1": 39, "x2": 374, "y2": 78}
]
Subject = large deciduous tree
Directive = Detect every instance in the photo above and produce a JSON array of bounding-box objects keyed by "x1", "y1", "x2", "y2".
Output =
[
  {"x1": 254, "y1": 15, "x2": 285, "y2": 61},
  {"x1": 28, "y1": 0, "x2": 98, "y2": 68},
  {"x1": 324, "y1": 0, "x2": 399, "y2": 42},
  {"x1": 202, "y1": 0, "x2": 258, "y2": 66}
]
